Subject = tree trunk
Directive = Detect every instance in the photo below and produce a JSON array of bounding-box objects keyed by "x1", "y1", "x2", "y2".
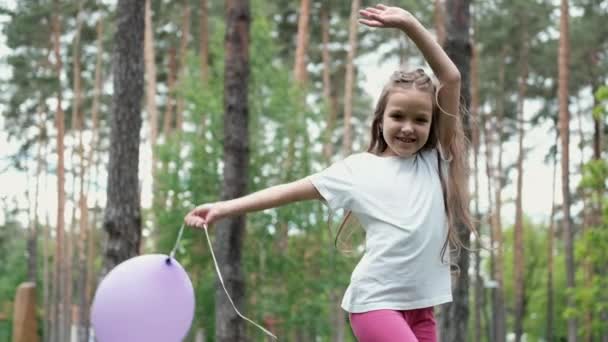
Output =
[
  {"x1": 320, "y1": 5, "x2": 341, "y2": 337},
  {"x1": 470, "y1": 39, "x2": 482, "y2": 342},
  {"x1": 200, "y1": 0, "x2": 209, "y2": 82},
  {"x1": 199, "y1": 0, "x2": 210, "y2": 137},
  {"x1": 576, "y1": 106, "x2": 594, "y2": 342},
  {"x1": 69, "y1": 3, "x2": 85, "y2": 339},
  {"x1": 51, "y1": 1, "x2": 66, "y2": 340},
  {"x1": 558, "y1": 0, "x2": 577, "y2": 340},
  {"x1": 102, "y1": 0, "x2": 144, "y2": 273},
  {"x1": 491, "y1": 47, "x2": 508, "y2": 342},
  {"x1": 42, "y1": 136, "x2": 51, "y2": 342},
  {"x1": 547, "y1": 131, "x2": 558, "y2": 342},
  {"x1": 67, "y1": 2, "x2": 85, "y2": 335},
  {"x1": 279, "y1": 3, "x2": 312, "y2": 312},
  {"x1": 482, "y1": 111, "x2": 497, "y2": 342},
  {"x1": 144, "y1": 0, "x2": 158, "y2": 178},
  {"x1": 293, "y1": 0, "x2": 310, "y2": 85},
  {"x1": 589, "y1": 58, "x2": 606, "y2": 342},
  {"x1": 440, "y1": 1, "x2": 471, "y2": 340},
  {"x1": 321, "y1": 3, "x2": 338, "y2": 162},
  {"x1": 175, "y1": 4, "x2": 191, "y2": 133},
  {"x1": 342, "y1": 0, "x2": 360, "y2": 156},
  {"x1": 28, "y1": 107, "x2": 44, "y2": 283},
  {"x1": 294, "y1": 0, "x2": 310, "y2": 86},
  {"x1": 513, "y1": 22, "x2": 529, "y2": 341},
  {"x1": 215, "y1": 1, "x2": 250, "y2": 341},
  {"x1": 284, "y1": 0, "x2": 311, "y2": 176},
  {"x1": 163, "y1": 47, "x2": 177, "y2": 137},
  {"x1": 434, "y1": 0, "x2": 446, "y2": 46},
  {"x1": 83, "y1": 20, "x2": 104, "y2": 342}
]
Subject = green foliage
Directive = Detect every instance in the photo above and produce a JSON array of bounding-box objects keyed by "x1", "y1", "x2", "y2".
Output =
[
  {"x1": 572, "y1": 84, "x2": 608, "y2": 338},
  {"x1": 573, "y1": 152, "x2": 608, "y2": 337},
  {"x1": 592, "y1": 85, "x2": 608, "y2": 120},
  {"x1": 500, "y1": 219, "x2": 569, "y2": 340},
  {"x1": 0, "y1": 199, "x2": 28, "y2": 340}
]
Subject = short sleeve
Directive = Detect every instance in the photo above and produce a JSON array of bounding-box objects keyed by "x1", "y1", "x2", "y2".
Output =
[
  {"x1": 308, "y1": 158, "x2": 354, "y2": 211},
  {"x1": 422, "y1": 148, "x2": 449, "y2": 179}
]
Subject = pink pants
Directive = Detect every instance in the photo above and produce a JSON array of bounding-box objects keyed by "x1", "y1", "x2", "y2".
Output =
[{"x1": 349, "y1": 307, "x2": 437, "y2": 342}]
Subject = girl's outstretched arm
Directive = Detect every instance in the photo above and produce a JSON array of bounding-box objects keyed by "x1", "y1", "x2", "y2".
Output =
[
  {"x1": 185, "y1": 179, "x2": 322, "y2": 228},
  {"x1": 359, "y1": 4, "x2": 461, "y2": 147}
]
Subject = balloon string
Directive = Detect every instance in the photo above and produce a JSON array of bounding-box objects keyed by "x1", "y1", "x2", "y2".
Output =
[
  {"x1": 169, "y1": 223, "x2": 186, "y2": 262},
  {"x1": 202, "y1": 223, "x2": 278, "y2": 340}
]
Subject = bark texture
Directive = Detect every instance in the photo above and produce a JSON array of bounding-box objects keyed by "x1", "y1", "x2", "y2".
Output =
[
  {"x1": 214, "y1": 1, "x2": 250, "y2": 341},
  {"x1": 102, "y1": 0, "x2": 145, "y2": 274}
]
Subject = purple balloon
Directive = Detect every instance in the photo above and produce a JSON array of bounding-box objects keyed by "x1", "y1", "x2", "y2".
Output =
[{"x1": 91, "y1": 254, "x2": 195, "y2": 342}]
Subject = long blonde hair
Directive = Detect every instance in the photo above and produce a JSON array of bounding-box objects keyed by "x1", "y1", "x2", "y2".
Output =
[{"x1": 335, "y1": 69, "x2": 475, "y2": 266}]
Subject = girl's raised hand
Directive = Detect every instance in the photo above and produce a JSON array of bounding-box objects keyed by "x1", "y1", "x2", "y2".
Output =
[
  {"x1": 358, "y1": 4, "x2": 414, "y2": 29},
  {"x1": 184, "y1": 202, "x2": 225, "y2": 229}
]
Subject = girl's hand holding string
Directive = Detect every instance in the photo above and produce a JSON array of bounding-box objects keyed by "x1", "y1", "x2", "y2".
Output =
[
  {"x1": 185, "y1": 202, "x2": 226, "y2": 229},
  {"x1": 358, "y1": 4, "x2": 416, "y2": 30}
]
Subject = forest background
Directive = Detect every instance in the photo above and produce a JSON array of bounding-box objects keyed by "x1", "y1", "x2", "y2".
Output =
[{"x1": 0, "y1": 0, "x2": 607, "y2": 341}]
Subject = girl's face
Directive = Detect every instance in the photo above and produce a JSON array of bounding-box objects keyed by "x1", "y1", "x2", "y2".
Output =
[{"x1": 380, "y1": 88, "x2": 433, "y2": 158}]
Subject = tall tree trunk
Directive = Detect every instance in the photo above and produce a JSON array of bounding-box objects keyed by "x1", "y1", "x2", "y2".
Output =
[
  {"x1": 198, "y1": 0, "x2": 210, "y2": 138},
  {"x1": 321, "y1": 2, "x2": 336, "y2": 163},
  {"x1": 434, "y1": 0, "x2": 446, "y2": 46},
  {"x1": 284, "y1": 0, "x2": 311, "y2": 174},
  {"x1": 215, "y1": 1, "x2": 249, "y2": 341},
  {"x1": 470, "y1": 38, "x2": 482, "y2": 342},
  {"x1": 163, "y1": 47, "x2": 177, "y2": 137},
  {"x1": 491, "y1": 47, "x2": 508, "y2": 342},
  {"x1": 275, "y1": 0, "x2": 313, "y2": 332},
  {"x1": 42, "y1": 132, "x2": 52, "y2": 342},
  {"x1": 175, "y1": 4, "x2": 191, "y2": 133},
  {"x1": 35, "y1": 108, "x2": 49, "y2": 336},
  {"x1": 51, "y1": 1, "x2": 66, "y2": 340},
  {"x1": 440, "y1": 1, "x2": 471, "y2": 340},
  {"x1": 278, "y1": 4, "x2": 312, "y2": 324},
  {"x1": 144, "y1": 0, "x2": 158, "y2": 178},
  {"x1": 75, "y1": 191, "x2": 88, "y2": 342},
  {"x1": 294, "y1": 0, "x2": 310, "y2": 86},
  {"x1": 143, "y1": 0, "x2": 160, "y2": 258},
  {"x1": 342, "y1": 0, "x2": 360, "y2": 156},
  {"x1": 200, "y1": 0, "x2": 209, "y2": 82},
  {"x1": 558, "y1": 1, "x2": 577, "y2": 340},
  {"x1": 320, "y1": 7, "x2": 343, "y2": 339},
  {"x1": 28, "y1": 106, "x2": 44, "y2": 283},
  {"x1": 547, "y1": 131, "x2": 558, "y2": 342},
  {"x1": 589, "y1": 55, "x2": 606, "y2": 342},
  {"x1": 482, "y1": 112, "x2": 497, "y2": 342},
  {"x1": 84, "y1": 19, "x2": 104, "y2": 342},
  {"x1": 102, "y1": 0, "x2": 144, "y2": 273},
  {"x1": 513, "y1": 22, "x2": 529, "y2": 341},
  {"x1": 321, "y1": 3, "x2": 338, "y2": 162},
  {"x1": 68, "y1": 3, "x2": 85, "y2": 339},
  {"x1": 575, "y1": 106, "x2": 594, "y2": 342}
]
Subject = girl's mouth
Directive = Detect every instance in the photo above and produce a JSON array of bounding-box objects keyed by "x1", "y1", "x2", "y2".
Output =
[{"x1": 397, "y1": 136, "x2": 416, "y2": 143}]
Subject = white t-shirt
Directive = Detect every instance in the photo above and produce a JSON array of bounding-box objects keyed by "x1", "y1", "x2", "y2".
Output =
[{"x1": 308, "y1": 148, "x2": 452, "y2": 313}]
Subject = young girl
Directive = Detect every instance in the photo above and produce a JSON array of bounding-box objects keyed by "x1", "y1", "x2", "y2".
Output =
[{"x1": 185, "y1": 4, "x2": 474, "y2": 342}]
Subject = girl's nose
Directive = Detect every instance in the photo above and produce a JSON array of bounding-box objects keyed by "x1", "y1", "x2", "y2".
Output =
[{"x1": 401, "y1": 122, "x2": 414, "y2": 133}]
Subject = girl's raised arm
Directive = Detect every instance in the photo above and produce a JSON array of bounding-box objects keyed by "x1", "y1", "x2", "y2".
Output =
[
  {"x1": 185, "y1": 179, "x2": 322, "y2": 228},
  {"x1": 359, "y1": 4, "x2": 461, "y2": 147}
]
